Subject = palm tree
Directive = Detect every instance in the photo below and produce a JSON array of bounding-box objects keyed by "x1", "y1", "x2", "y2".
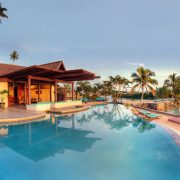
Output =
[
  {"x1": 109, "y1": 76, "x2": 119, "y2": 101},
  {"x1": 75, "y1": 81, "x2": 91, "y2": 98},
  {"x1": 156, "y1": 86, "x2": 171, "y2": 99},
  {"x1": 102, "y1": 80, "x2": 112, "y2": 99},
  {"x1": 131, "y1": 67, "x2": 158, "y2": 101},
  {"x1": 64, "y1": 83, "x2": 72, "y2": 96},
  {"x1": 0, "y1": 3, "x2": 8, "y2": 23},
  {"x1": 94, "y1": 82, "x2": 103, "y2": 91},
  {"x1": 93, "y1": 82, "x2": 103, "y2": 96},
  {"x1": 122, "y1": 78, "x2": 131, "y2": 92},
  {"x1": 109, "y1": 75, "x2": 130, "y2": 102},
  {"x1": 10, "y1": 51, "x2": 19, "y2": 64},
  {"x1": 164, "y1": 73, "x2": 180, "y2": 100}
]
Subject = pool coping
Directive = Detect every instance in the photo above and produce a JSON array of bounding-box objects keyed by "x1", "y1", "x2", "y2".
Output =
[
  {"x1": 155, "y1": 123, "x2": 180, "y2": 147},
  {"x1": 0, "y1": 114, "x2": 46, "y2": 124},
  {"x1": 47, "y1": 105, "x2": 91, "y2": 115},
  {"x1": 0, "y1": 102, "x2": 107, "y2": 125}
]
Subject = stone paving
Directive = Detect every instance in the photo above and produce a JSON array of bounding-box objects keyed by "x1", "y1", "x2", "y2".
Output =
[
  {"x1": 152, "y1": 116, "x2": 180, "y2": 147},
  {"x1": 0, "y1": 106, "x2": 45, "y2": 123}
]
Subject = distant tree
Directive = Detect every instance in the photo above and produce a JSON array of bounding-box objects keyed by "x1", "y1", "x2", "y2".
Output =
[
  {"x1": 164, "y1": 73, "x2": 180, "y2": 100},
  {"x1": 156, "y1": 86, "x2": 171, "y2": 99},
  {"x1": 0, "y1": 3, "x2": 8, "y2": 23},
  {"x1": 10, "y1": 51, "x2": 19, "y2": 64},
  {"x1": 92, "y1": 82, "x2": 103, "y2": 97},
  {"x1": 109, "y1": 75, "x2": 130, "y2": 102},
  {"x1": 131, "y1": 67, "x2": 158, "y2": 101},
  {"x1": 64, "y1": 84, "x2": 72, "y2": 95},
  {"x1": 102, "y1": 81, "x2": 112, "y2": 99},
  {"x1": 75, "y1": 81, "x2": 92, "y2": 98}
]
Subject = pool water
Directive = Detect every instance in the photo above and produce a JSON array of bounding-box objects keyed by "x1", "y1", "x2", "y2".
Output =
[
  {"x1": 0, "y1": 104, "x2": 180, "y2": 180},
  {"x1": 165, "y1": 106, "x2": 180, "y2": 116}
]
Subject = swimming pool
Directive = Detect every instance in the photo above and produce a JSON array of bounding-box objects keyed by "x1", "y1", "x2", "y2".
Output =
[
  {"x1": 165, "y1": 106, "x2": 180, "y2": 116},
  {"x1": 0, "y1": 104, "x2": 180, "y2": 180}
]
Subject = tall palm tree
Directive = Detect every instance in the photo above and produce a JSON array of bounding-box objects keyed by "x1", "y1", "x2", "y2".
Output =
[
  {"x1": 164, "y1": 73, "x2": 180, "y2": 100},
  {"x1": 93, "y1": 82, "x2": 103, "y2": 94},
  {"x1": 0, "y1": 3, "x2": 8, "y2": 23},
  {"x1": 109, "y1": 76, "x2": 119, "y2": 101},
  {"x1": 94, "y1": 82, "x2": 103, "y2": 91},
  {"x1": 122, "y1": 78, "x2": 131, "y2": 92},
  {"x1": 10, "y1": 51, "x2": 19, "y2": 64},
  {"x1": 131, "y1": 67, "x2": 158, "y2": 101},
  {"x1": 109, "y1": 75, "x2": 130, "y2": 102},
  {"x1": 75, "y1": 81, "x2": 91, "y2": 98},
  {"x1": 103, "y1": 80, "x2": 112, "y2": 99},
  {"x1": 64, "y1": 83, "x2": 72, "y2": 95},
  {"x1": 156, "y1": 86, "x2": 171, "y2": 99}
]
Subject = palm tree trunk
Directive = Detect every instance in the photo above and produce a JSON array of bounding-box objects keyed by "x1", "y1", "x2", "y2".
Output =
[
  {"x1": 104, "y1": 90, "x2": 107, "y2": 100},
  {"x1": 141, "y1": 86, "x2": 144, "y2": 102}
]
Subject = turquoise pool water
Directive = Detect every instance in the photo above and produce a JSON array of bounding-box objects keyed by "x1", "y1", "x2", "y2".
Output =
[{"x1": 0, "y1": 104, "x2": 180, "y2": 180}]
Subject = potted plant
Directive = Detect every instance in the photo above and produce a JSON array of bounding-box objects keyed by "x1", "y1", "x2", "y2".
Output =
[{"x1": 0, "y1": 90, "x2": 9, "y2": 109}]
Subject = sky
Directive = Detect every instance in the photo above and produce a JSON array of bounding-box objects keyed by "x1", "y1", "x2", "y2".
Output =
[{"x1": 0, "y1": 0, "x2": 180, "y2": 86}]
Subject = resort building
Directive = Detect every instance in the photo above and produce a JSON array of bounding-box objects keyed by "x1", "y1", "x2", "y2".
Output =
[{"x1": 0, "y1": 61, "x2": 99, "y2": 110}]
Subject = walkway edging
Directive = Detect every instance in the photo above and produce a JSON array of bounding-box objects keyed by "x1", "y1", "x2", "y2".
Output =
[{"x1": 0, "y1": 114, "x2": 46, "y2": 124}]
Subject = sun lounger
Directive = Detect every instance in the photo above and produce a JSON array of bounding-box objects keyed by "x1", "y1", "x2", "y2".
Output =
[
  {"x1": 138, "y1": 110, "x2": 160, "y2": 119},
  {"x1": 168, "y1": 117, "x2": 180, "y2": 124},
  {"x1": 139, "y1": 110, "x2": 151, "y2": 114},
  {"x1": 95, "y1": 97, "x2": 105, "y2": 101},
  {"x1": 146, "y1": 114, "x2": 159, "y2": 118},
  {"x1": 82, "y1": 98, "x2": 89, "y2": 103}
]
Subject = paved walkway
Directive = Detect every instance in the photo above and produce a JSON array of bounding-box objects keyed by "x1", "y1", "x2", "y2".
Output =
[
  {"x1": 154, "y1": 116, "x2": 180, "y2": 135},
  {"x1": 0, "y1": 107, "x2": 45, "y2": 124}
]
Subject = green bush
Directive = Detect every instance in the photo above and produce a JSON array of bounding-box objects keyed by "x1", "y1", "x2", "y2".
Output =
[{"x1": 121, "y1": 92, "x2": 155, "y2": 100}]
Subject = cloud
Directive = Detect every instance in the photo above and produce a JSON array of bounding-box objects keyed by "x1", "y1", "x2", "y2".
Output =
[{"x1": 129, "y1": 62, "x2": 144, "y2": 67}]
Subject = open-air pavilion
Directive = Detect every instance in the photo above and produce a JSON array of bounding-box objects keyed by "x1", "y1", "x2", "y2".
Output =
[{"x1": 0, "y1": 61, "x2": 99, "y2": 110}]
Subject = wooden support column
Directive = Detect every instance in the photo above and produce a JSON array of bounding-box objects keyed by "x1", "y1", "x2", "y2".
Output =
[
  {"x1": 38, "y1": 84, "x2": 41, "y2": 102},
  {"x1": 24, "y1": 83, "x2": 27, "y2": 105},
  {"x1": 50, "y1": 84, "x2": 52, "y2": 102},
  {"x1": 54, "y1": 81, "x2": 57, "y2": 102},
  {"x1": 76, "y1": 92, "x2": 78, "y2": 101},
  {"x1": 64, "y1": 89, "x2": 66, "y2": 101},
  {"x1": 72, "y1": 82, "x2": 74, "y2": 101},
  {"x1": 27, "y1": 76, "x2": 31, "y2": 105}
]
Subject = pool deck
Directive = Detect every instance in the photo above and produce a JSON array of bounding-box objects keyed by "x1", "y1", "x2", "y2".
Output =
[
  {"x1": 132, "y1": 106, "x2": 180, "y2": 146},
  {"x1": 153, "y1": 116, "x2": 180, "y2": 146},
  {"x1": 48, "y1": 105, "x2": 91, "y2": 114},
  {"x1": 48, "y1": 101, "x2": 107, "y2": 114},
  {"x1": 0, "y1": 102, "x2": 107, "y2": 124},
  {"x1": 0, "y1": 107, "x2": 46, "y2": 124},
  {"x1": 154, "y1": 116, "x2": 180, "y2": 134},
  {"x1": 131, "y1": 106, "x2": 180, "y2": 134}
]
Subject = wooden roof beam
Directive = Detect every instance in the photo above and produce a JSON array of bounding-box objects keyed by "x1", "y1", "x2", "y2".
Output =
[{"x1": 49, "y1": 72, "x2": 92, "y2": 79}]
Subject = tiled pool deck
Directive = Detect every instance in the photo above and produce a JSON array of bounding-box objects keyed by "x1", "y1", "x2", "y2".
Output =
[
  {"x1": 0, "y1": 102, "x2": 106, "y2": 124},
  {"x1": 0, "y1": 107, "x2": 45, "y2": 124}
]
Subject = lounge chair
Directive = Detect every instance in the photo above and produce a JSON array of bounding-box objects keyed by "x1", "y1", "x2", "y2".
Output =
[
  {"x1": 138, "y1": 110, "x2": 160, "y2": 119},
  {"x1": 95, "y1": 97, "x2": 105, "y2": 101},
  {"x1": 139, "y1": 110, "x2": 151, "y2": 114},
  {"x1": 168, "y1": 117, "x2": 180, "y2": 124},
  {"x1": 146, "y1": 113, "x2": 159, "y2": 118},
  {"x1": 82, "y1": 98, "x2": 89, "y2": 103}
]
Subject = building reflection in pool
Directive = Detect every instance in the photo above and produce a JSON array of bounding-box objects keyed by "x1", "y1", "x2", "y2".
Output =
[
  {"x1": 0, "y1": 115, "x2": 101, "y2": 162},
  {"x1": 0, "y1": 104, "x2": 155, "y2": 162}
]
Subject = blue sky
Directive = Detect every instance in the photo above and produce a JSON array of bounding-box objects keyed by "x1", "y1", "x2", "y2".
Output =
[{"x1": 1, "y1": 0, "x2": 180, "y2": 85}]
